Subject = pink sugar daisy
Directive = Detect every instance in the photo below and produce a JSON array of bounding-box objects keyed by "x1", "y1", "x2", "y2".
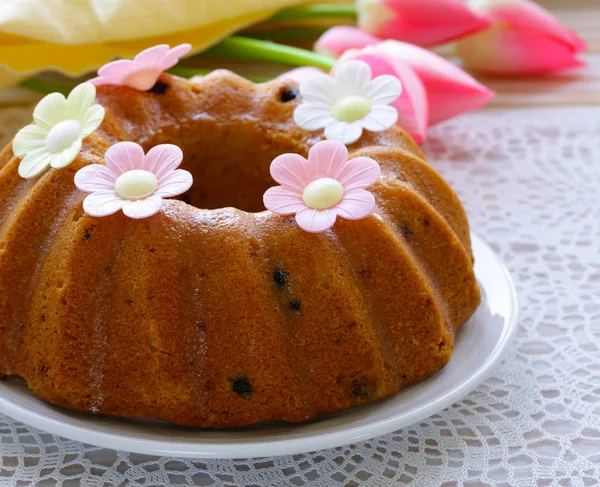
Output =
[
  {"x1": 89, "y1": 44, "x2": 191, "y2": 91},
  {"x1": 75, "y1": 141, "x2": 193, "y2": 219},
  {"x1": 263, "y1": 140, "x2": 381, "y2": 233}
]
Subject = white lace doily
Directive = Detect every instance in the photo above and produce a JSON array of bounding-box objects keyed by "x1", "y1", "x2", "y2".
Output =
[{"x1": 0, "y1": 106, "x2": 599, "y2": 486}]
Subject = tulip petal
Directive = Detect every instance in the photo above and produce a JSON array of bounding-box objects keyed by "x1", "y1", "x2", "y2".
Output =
[
  {"x1": 359, "y1": 0, "x2": 491, "y2": 47},
  {"x1": 566, "y1": 31, "x2": 587, "y2": 54},
  {"x1": 488, "y1": 0, "x2": 586, "y2": 52},
  {"x1": 373, "y1": 40, "x2": 494, "y2": 125},
  {"x1": 457, "y1": 24, "x2": 585, "y2": 75},
  {"x1": 314, "y1": 26, "x2": 382, "y2": 58},
  {"x1": 424, "y1": 76, "x2": 494, "y2": 126},
  {"x1": 390, "y1": 68, "x2": 428, "y2": 142}
]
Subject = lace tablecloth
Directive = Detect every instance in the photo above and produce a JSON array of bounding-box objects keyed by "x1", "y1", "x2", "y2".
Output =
[{"x1": 0, "y1": 106, "x2": 599, "y2": 486}]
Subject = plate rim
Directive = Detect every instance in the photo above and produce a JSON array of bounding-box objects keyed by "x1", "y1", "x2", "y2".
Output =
[{"x1": 0, "y1": 233, "x2": 518, "y2": 459}]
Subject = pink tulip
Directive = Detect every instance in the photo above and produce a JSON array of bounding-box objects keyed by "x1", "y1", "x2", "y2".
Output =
[
  {"x1": 355, "y1": 40, "x2": 495, "y2": 126},
  {"x1": 456, "y1": 0, "x2": 586, "y2": 75},
  {"x1": 282, "y1": 30, "x2": 495, "y2": 143},
  {"x1": 356, "y1": 0, "x2": 491, "y2": 47},
  {"x1": 314, "y1": 27, "x2": 494, "y2": 128},
  {"x1": 314, "y1": 26, "x2": 381, "y2": 58}
]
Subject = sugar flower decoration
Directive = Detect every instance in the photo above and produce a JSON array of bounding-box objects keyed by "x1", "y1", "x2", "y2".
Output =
[
  {"x1": 294, "y1": 60, "x2": 401, "y2": 145},
  {"x1": 89, "y1": 44, "x2": 192, "y2": 91},
  {"x1": 74, "y1": 142, "x2": 193, "y2": 219},
  {"x1": 263, "y1": 140, "x2": 381, "y2": 233},
  {"x1": 13, "y1": 83, "x2": 105, "y2": 179}
]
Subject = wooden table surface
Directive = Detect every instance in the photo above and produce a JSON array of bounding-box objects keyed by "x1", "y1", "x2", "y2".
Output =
[{"x1": 483, "y1": 0, "x2": 600, "y2": 107}]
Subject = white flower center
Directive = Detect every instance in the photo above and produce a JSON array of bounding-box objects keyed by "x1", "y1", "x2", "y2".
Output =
[
  {"x1": 45, "y1": 119, "x2": 82, "y2": 153},
  {"x1": 115, "y1": 169, "x2": 159, "y2": 200},
  {"x1": 302, "y1": 177, "x2": 345, "y2": 210},
  {"x1": 331, "y1": 96, "x2": 372, "y2": 122}
]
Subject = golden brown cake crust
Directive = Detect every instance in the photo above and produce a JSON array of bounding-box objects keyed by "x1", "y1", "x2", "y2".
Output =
[{"x1": 0, "y1": 72, "x2": 480, "y2": 427}]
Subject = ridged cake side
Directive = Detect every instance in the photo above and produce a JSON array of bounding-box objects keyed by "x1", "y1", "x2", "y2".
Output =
[{"x1": 0, "y1": 72, "x2": 480, "y2": 427}]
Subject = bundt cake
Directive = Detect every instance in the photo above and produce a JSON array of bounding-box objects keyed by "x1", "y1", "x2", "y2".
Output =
[{"x1": 0, "y1": 69, "x2": 480, "y2": 427}]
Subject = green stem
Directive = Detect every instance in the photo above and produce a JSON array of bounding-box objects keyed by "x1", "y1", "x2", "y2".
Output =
[
  {"x1": 246, "y1": 27, "x2": 330, "y2": 42},
  {"x1": 206, "y1": 36, "x2": 335, "y2": 70},
  {"x1": 270, "y1": 4, "x2": 356, "y2": 22},
  {"x1": 18, "y1": 78, "x2": 72, "y2": 96}
]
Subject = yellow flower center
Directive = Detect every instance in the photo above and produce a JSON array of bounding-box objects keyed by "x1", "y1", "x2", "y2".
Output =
[
  {"x1": 115, "y1": 170, "x2": 159, "y2": 200},
  {"x1": 45, "y1": 119, "x2": 82, "y2": 153},
  {"x1": 302, "y1": 178, "x2": 345, "y2": 210},
  {"x1": 331, "y1": 96, "x2": 371, "y2": 122}
]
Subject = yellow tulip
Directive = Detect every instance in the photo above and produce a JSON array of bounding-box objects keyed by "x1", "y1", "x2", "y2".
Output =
[{"x1": 0, "y1": 0, "x2": 331, "y2": 90}]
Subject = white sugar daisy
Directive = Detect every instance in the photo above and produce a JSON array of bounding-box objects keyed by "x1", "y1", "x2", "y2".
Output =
[
  {"x1": 293, "y1": 60, "x2": 402, "y2": 145},
  {"x1": 13, "y1": 82, "x2": 105, "y2": 179}
]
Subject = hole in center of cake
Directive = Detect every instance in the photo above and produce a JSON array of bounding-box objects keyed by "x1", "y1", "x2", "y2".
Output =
[{"x1": 147, "y1": 130, "x2": 307, "y2": 213}]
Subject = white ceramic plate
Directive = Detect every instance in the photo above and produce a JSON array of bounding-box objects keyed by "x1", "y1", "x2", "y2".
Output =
[{"x1": 0, "y1": 233, "x2": 517, "y2": 459}]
